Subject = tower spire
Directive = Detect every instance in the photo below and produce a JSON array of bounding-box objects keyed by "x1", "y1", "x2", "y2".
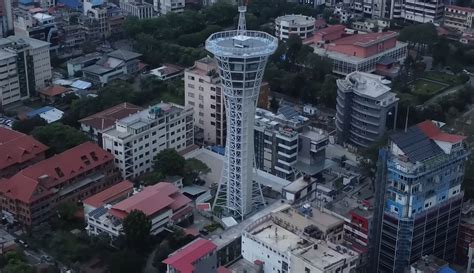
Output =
[{"x1": 237, "y1": 3, "x2": 247, "y2": 36}]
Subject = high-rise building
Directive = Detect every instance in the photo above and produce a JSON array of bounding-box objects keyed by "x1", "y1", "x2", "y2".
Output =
[
  {"x1": 184, "y1": 57, "x2": 226, "y2": 146},
  {"x1": 376, "y1": 120, "x2": 469, "y2": 273},
  {"x1": 205, "y1": 5, "x2": 278, "y2": 219},
  {"x1": 336, "y1": 72, "x2": 398, "y2": 148}
]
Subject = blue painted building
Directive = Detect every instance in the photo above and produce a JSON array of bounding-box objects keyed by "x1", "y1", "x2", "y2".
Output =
[{"x1": 377, "y1": 120, "x2": 470, "y2": 273}]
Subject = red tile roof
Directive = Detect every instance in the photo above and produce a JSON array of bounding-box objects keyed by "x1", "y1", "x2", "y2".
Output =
[
  {"x1": 314, "y1": 24, "x2": 345, "y2": 36},
  {"x1": 329, "y1": 31, "x2": 397, "y2": 47},
  {"x1": 0, "y1": 142, "x2": 113, "y2": 203},
  {"x1": 109, "y1": 182, "x2": 191, "y2": 219},
  {"x1": 417, "y1": 120, "x2": 466, "y2": 143},
  {"x1": 38, "y1": 85, "x2": 69, "y2": 97},
  {"x1": 79, "y1": 103, "x2": 143, "y2": 131},
  {"x1": 162, "y1": 238, "x2": 217, "y2": 273},
  {"x1": 83, "y1": 180, "x2": 134, "y2": 208},
  {"x1": 0, "y1": 128, "x2": 48, "y2": 171}
]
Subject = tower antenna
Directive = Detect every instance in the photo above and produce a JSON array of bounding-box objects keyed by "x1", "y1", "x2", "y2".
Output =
[{"x1": 237, "y1": 1, "x2": 247, "y2": 36}]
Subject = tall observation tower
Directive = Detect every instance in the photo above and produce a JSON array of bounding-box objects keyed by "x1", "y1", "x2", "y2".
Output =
[{"x1": 206, "y1": 4, "x2": 278, "y2": 219}]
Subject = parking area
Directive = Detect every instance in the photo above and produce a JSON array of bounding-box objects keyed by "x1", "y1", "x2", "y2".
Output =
[{"x1": 0, "y1": 116, "x2": 15, "y2": 128}]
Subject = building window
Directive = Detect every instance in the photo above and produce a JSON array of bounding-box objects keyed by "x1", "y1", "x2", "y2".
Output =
[
  {"x1": 188, "y1": 76, "x2": 195, "y2": 80},
  {"x1": 187, "y1": 92, "x2": 195, "y2": 98},
  {"x1": 187, "y1": 84, "x2": 195, "y2": 88}
]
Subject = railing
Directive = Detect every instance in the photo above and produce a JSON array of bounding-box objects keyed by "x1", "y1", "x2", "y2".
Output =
[{"x1": 206, "y1": 30, "x2": 278, "y2": 56}]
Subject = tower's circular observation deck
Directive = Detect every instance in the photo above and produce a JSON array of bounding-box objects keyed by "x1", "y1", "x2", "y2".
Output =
[{"x1": 206, "y1": 30, "x2": 278, "y2": 58}]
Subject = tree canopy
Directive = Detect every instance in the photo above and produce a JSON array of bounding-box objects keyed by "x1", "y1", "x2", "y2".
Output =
[
  {"x1": 153, "y1": 148, "x2": 186, "y2": 177},
  {"x1": 12, "y1": 116, "x2": 47, "y2": 134},
  {"x1": 123, "y1": 210, "x2": 152, "y2": 251},
  {"x1": 31, "y1": 123, "x2": 88, "y2": 154}
]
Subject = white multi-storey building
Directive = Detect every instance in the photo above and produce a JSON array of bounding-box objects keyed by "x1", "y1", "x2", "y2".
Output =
[
  {"x1": 154, "y1": 0, "x2": 184, "y2": 14},
  {"x1": 7, "y1": 36, "x2": 51, "y2": 93},
  {"x1": 275, "y1": 14, "x2": 316, "y2": 40},
  {"x1": 185, "y1": 57, "x2": 225, "y2": 146},
  {"x1": 120, "y1": 0, "x2": 157, "y2": 19},
  {"x1": 242, "y1": 205, "x2": 359, "y2": 273},
  {"x1": 444, "y1": 5, "x2": 474, "y2": 32},
  {"x1": 0, "y1": 36, "x2": 51, "y2": 106},
  {"x1": 83, "y1": 0, "x2": 108, "y2": 37},
  {"x1": 102, "y1": 102, "x2": 194, "y2": 179},
  {"x1": 0, "y1": 50, "x2": 19, "y2": 106}
]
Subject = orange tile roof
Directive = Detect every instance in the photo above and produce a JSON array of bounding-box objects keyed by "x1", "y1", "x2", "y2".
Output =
[
  {"x1": 38, "y1": 85, "x2": 69, "y2": 97},
  {"x1": 0, "y1": 128, "x2": 48, "y2": 171},
  {"x1": 83, "y1": 180, "x2": 133, "y2": 208},
  {"x1": 109, "y1": 182, "x2": 191, "y2": 219},
  {"x1": 329, "y1": 31, "x2": 397, "y2": 47},
  {"x1": 79, "y1": 103, "x2": 143, "y2": 131},
  {"x1": 0, "y1": 142, "x2": 113, "y2": 203},
  {"x1": 163, "y1": 239, "x2": 217, "y2": 273}
]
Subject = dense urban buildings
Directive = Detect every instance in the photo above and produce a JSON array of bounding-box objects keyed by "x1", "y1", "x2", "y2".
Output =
[
  {"x1": 79, "y1": 102, "x2": 144, "y2": 147},
  {"x1": 0, "y1": 128, "x2": 48, "y2": 178},
  {"x1": 241, "y1": 205, "x2": 359, "y2": 273},
  {"x1": 377, "y1": 120, "x2": 469, "y2": 272},
  {"x1": 205, "y1": 5, "x2": 277, "y2": 219},
  {"x1": 102, "y1": 102, "x2": 194, "y2": 179},
  {"x1": 254, "y1": 107, "x2": 330, "y2": 181},
  {"x1": 274, "y1": 14, "x2": 315, "y2": 40},
  {"x1": 185, "y1": 57, "x2": 226, "y2": 146},
  {"x1": 82, "y1": 49, "x2": 142, "y2": 86},
  {"x1": 336, "y1": 72, "x2": 399, "y2": 148},
  {"x1": 444, "y1": 5, "x2": 474, "y2": 32},
  {"x1": 85, "y1": 182, "x2": 192, "y2": 238},
  {"x1": 0, "y1": 142, "x2": 121, "y2": 226},
  {"x1": 305, "y1": 25, "x2": 408, "y2": 75}
]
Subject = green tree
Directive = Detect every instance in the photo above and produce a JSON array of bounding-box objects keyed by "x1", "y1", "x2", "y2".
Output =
[
  {"x1": 3, "y1": 251, "x2": 34, "y2": 273},
  {"x1": 57, "y1": 201, "x2": 79, "y2": 221},
  {"x1": 153, "y1": 149, "x2": 186, "y2": 176},
  {"x1": 432, "y1": 38, "x2": 450, "y2": 66},
  {"x1": 123, "y1": 210, "x2": 152, "y2": 251},
  {"x1": 31, "y1": 123, "x2": 88, "y2": 154},
  {"x1": 12, "y1": 116, "x2": 47, "y2": 134},
  {"x1": 184, "y1": 158, "x2": 210, "y2": 185},
  {"x1": 108, "y1": 249, "x2": 145, "y2": 273}
]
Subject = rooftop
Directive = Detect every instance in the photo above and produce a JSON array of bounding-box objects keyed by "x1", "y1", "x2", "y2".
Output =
[
  {"x1": 107, "y1": 49, "x2": 141, "y2": 61},
  {"x1": 0, "y1": 128, "x2": 48, "y2": 171},
  {"x1": 83, "y1": 180, "x2": 134, "y2": 208},
  {"x1": 275, "y1": 14, "x2": 316, "y2": 26},
  {"x1": 390, "y1": 120, "x2": 466, "y2": 163},
  {"x1": 274, "y1": 206, "x2": 343, "y2": 234},
  {"x1": 0, "y1": 142, "x2": 113, "y2": 203},
  {"x1": 246, "y1": 209, "x2": 357, "y2": 270},
  {"x1": 162, "y1": 238, "x2": 217, "y2": 273},
  {"x1": 411, "y1": 255, "x2": 450, "y2": 272},
  {"x1": 109, "y1": 182, "x2": 191, "y2": 219},
  {"x1": 338, "y1": 72, "x2": 394, "y2": 99},
  {"x1": 67, "y1": 52, "x2": 102, "y2": 65},
  {"x1": 329, "y1": 31, "x2": 397, "y2": 47},
  {"x1": 38, "y1": 85, "x2": 69, "y2": 97},
  {"x1": 6, "y1": 35, "x2": 50, "y2": 49},
  {"x1": 79, "y1": 102, "x2": 143, "y2": 131},
  {"x1": 103, "y1": 103, "x2": 186, "y2": 139}
]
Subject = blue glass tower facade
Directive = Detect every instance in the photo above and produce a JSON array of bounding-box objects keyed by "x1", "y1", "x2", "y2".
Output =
[{"x1": 377, "y1": 120, "x2": 470, "y2": 273}]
